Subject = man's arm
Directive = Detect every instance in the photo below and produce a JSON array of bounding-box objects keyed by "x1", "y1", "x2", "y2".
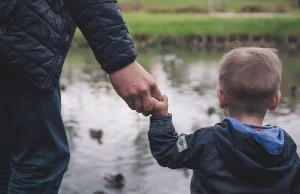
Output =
[
  {"x1": 64, "y1": 0, "x2": 136, "y2": 73},
  {"x1": 148, "y1": 114, "x2": 214, "y2": 169},
  {"x1": 63, "y1": 0, "x2": 161, "y2": 113}
]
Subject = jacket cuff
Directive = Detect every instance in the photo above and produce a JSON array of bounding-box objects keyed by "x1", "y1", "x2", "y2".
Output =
[
  {"x1": 150, "y1": 114, "x2": 174, "y2": 131},
  {"x1": 102, "y1": 50, "x2": 138, "y2": 74}
]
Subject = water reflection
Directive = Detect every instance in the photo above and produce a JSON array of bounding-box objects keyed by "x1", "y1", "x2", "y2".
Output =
[
  {"x1": 132, "y1": 116, "x2": 153, "y2": 177},
  {"x1": 59, "y1": 48, "x2": 300, "y2": 194},
  {"x1": 64, "y1": 117, "x2": 79, "y2": 151},
  {"x1": 154, "y1": 54, "x2": 188, "y2": 89}
]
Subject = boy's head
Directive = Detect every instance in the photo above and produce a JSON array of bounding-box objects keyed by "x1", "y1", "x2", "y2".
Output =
[{"x1": 217, "y1": 47, "x2": 282, "y2": 118}]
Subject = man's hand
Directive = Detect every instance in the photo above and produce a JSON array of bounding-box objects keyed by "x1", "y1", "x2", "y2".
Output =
[
  {"x1": 151, "y1": 95, "x2": 169, "y2": 116},
  {"x1": 109, "y1": 61, "x2": 162, "y2": 115}
]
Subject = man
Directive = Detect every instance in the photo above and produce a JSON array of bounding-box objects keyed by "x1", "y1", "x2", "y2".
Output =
[{"x1": 0, "y1": 0, "x2": 161, "y2": 193}]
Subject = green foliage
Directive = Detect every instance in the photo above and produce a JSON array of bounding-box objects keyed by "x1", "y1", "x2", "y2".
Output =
[{"x1": 118, "y1": 0, "x2": 295, "y2": 12}]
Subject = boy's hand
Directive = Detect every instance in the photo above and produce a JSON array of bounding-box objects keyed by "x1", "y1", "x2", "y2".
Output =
[{"x1": 151, "y1": 95, "x2": 169, "y2": 116}]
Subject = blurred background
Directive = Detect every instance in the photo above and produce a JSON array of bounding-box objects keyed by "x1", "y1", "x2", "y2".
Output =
[{"x1": 59, "y1": 1, "x2": 300, "y2": 193}]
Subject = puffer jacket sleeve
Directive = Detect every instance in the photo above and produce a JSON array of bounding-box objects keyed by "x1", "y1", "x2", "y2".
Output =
[
  {"x1": 148, "y1": 114, "x2": 215, "y2": 169},
  {"x1": 63, "y1": 0, "x2": 137, "y2": 74}
]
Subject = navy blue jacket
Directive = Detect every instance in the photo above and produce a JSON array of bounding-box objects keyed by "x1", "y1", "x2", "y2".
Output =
[
  {"x1": 0, "y1": 0, "x2": 137, "y2": 92},
  {"x1": 148, "y1": 114, "x2": 300, "y2": 194}
]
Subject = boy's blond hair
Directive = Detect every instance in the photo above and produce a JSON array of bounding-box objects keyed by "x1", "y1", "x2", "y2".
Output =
[{"x1": 218, "y1": 47, "x2": 282, "y2": 116}]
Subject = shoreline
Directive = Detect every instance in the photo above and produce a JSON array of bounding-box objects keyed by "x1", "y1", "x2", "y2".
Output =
[{"x1": 72, "y1": 13, "x2": 300, "y2": 50}]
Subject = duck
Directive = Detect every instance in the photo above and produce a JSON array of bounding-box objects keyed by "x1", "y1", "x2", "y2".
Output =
[
  {"x1": 104, "y1": 173, "x2": 125, "y2": 188},
  {"x1": 207, "y1": 107, "x2": 216, "y2": 116},
  {"x1": 93, "y1": 191, "x2": 107, "y2": 194},
  {"x1": 89, "y1": 129, "x2": 103, "y2": 144},
  {"x1": 60, "y1": 84, "x2": 66, "y2": 91}
]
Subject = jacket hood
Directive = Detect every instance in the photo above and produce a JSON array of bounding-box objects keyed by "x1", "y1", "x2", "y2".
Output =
[
  {"x1": 214, "y1": 117, "x2": 298, "y2": 186},
  {"x1": 226, "y1": 117, "x2": 284, "y2": 155}
]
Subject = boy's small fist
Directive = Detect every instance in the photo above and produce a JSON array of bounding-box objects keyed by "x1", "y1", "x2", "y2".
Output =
[{"x1": 151, "y1": 95, "x2": 169, "y2": 116}]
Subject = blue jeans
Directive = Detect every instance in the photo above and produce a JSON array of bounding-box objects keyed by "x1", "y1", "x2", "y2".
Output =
[{"x1": 0, "y1": 73, "x2": 69, "y2": 194}]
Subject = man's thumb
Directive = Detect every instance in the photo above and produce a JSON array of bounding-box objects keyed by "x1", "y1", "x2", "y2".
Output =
[{"x1": 151, "y1": 84, "x2": 163, "y2": 101}]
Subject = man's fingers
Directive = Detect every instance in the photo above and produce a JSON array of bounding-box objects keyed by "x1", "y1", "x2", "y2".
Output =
[
  {"x1": 133, "y1": 96, "x2": 143, "y2": 113},
  {"x1": 142, "y1": 112, "x2": 151, "y2": 117},
  {"x1": 141, "y1": 90, "x2": 153, "y2": 117},
  {"x1": 124, "y1": 98, "x2": 136, "y2": 110},
  {"x1": 150, "y1": 83, "x2": 162, "y2": 101},
  {"x1": 141, "y1": 90, "x2": 153, "y2": 113}
]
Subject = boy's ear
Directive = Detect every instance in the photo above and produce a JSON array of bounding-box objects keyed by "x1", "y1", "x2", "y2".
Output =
[
  {"x1": 268, "y1": 91, "x2": 281, "y2": 111},
  {"x1": 218, "y1": 89, "x2": 227, "y2": 109}
]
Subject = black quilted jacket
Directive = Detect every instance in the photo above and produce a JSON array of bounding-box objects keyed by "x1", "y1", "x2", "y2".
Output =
[
  {"x1": 149, "y1": 115, "x2": 300, "y2": 194},
  {"x1": 0, "y1": 0, "x2": 137, "y2": 92}
]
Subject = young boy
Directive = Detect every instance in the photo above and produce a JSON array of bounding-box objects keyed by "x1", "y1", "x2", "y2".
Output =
[{"x1": 148, "y1": 47, "x2": 300, "y2": 194}]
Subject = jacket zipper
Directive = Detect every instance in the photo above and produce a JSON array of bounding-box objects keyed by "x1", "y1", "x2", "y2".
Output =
[
  {"x1": 42, "y1": 18, "x2": 70, "y2": 90},
  {"x1": 0, "y1": 0, "x2": 22, "y2": 39}
]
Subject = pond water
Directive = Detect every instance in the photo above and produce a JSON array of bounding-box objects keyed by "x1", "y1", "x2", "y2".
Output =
[{"x1": 58, "y1": 48, "x2": 300, "y2": 194}]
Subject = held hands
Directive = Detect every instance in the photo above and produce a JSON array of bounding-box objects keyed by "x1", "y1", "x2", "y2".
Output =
[
  {"x1": 150, "y1": 95, "x2": 169, "y2": 116},
  {"x1": 109, "y1": 61, "x2": 162, "y2": 116}
]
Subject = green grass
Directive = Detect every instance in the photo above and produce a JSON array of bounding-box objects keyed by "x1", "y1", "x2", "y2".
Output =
[
  {"x1": 74, "y1": 13, "x2": 300, "y2": 40},
  {"x1": 119, "y1": 0, "x2": 296, "y2": 12}
]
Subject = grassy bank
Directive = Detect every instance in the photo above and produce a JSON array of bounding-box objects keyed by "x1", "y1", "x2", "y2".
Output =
[
  {"x1": 73, "y1": 13, "x2": 300, "y2": 44},
  {"x1": 118, "y1": 0, "x2": 296, "y2": 12}
]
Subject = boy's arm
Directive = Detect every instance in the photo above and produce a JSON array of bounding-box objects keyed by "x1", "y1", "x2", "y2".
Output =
[{"x1": 148, "y1": 114, "x2": 214, "y2": 169}]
